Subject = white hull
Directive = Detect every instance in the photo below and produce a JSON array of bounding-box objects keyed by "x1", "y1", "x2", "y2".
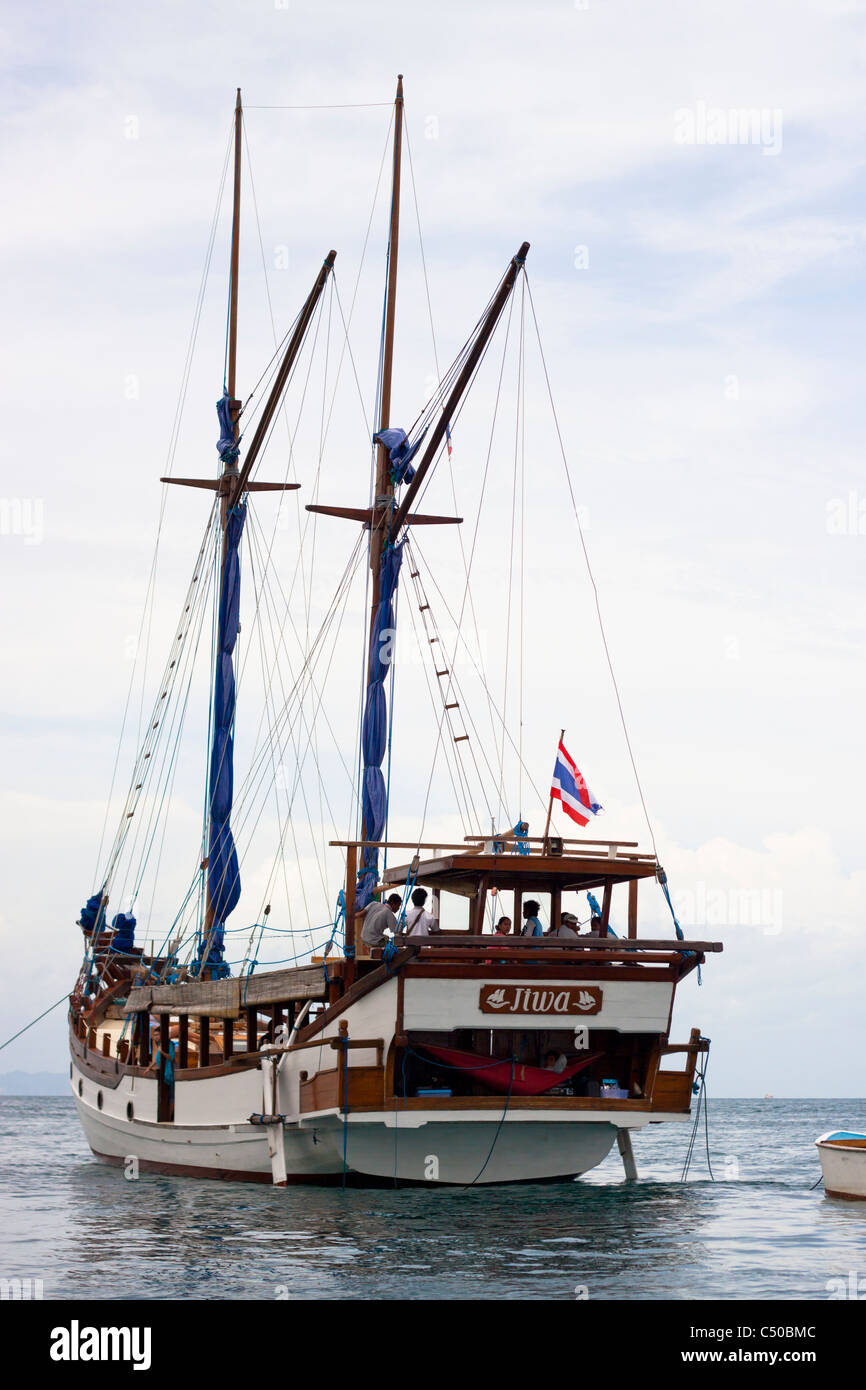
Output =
[
  {"x1": 71, "y1": 1060, "x2": 686, "y2": 1186},
  {"x1": 71, "y1": 930, "x2": 708, "y2": 1188},
  {"x1": 816, "y1": 1133, "x2": 866, "y2": 1201}
]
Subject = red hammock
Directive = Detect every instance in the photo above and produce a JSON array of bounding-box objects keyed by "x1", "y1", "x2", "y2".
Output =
[{"x1": 418, "y1": 1044, "x2": 603, "y2": 1097}]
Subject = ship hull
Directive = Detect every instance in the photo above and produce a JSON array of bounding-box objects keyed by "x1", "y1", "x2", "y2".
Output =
[
  {"x1": 69, "y1": 920, "x2": 712, "y2": 1188},
  {"x1": 71, "y1": 1058, "x2": 685, "y2": 1186}
]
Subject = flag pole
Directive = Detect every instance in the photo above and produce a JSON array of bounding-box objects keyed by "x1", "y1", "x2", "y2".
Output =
[{"x1": 543, "y1": 728, "x2": 565, "y2": 850}]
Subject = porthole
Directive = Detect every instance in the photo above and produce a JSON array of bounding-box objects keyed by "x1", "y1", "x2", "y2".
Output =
[
  {"x1": 77, "y1": 1078, "x2": 83, "y2": 1097},
  {"x1": 69, "y1": 1063, "x2": 73, "y2": 1080},
  {"x1": 97, "y1": 1090, "x2": 104, "y2": 1110},
  {"x1": 126, "y1": 1102, "x2": 134, "y2": 1121}
]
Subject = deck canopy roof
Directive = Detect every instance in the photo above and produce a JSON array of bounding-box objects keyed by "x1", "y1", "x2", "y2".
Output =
[{"x1": 381, "y1": 848, "x2": 660, "y2": 898}]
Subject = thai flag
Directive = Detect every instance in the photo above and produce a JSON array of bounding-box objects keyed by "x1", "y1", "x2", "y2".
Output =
[{"x1": 550, "y1": 740, "x2": 602, "y2": 827}]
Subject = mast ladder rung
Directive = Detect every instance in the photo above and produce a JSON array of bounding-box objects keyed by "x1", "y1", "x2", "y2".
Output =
[
  {"x1": 454, "y1": 735, "x2": 469, "y2": 744},
  {"x1": 409, "y1": 570, "x2": 420, "y2": 579},
  {"x1": 418, "y1": 603, "x2": 429, "y2": 611},
  {"x1": 435, "y1": 670, "x2": 449, "y2": 678},
  {"x1": 429, "y1": 636, "x2": 439, "y2": 644},
  {"x1": 445, "y1": 702, "x2": 459, "y2": 710}
]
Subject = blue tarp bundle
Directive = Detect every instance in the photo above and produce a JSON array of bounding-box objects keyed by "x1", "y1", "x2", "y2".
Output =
[
  {"x1": 198, "y1": 922, "x2": 228, "y2": 974},
  {"x1": 357, "y1": 540, "x2": 404, "y2": 908},
  {"x1": 373, "y1": 427, "x2": 425, "y2": 485},
  {"x1": 79, "y1": 892, "x2": 106, "y2": 935},
  {"x1": 196, "y1": 503, "x2": 246, "y2": 976},
  {"x1": 216, "y1": 392, "x2": 240, "y2": 465},
  {"x1": 111, "y1": 912, "x2": 136, "y2": 952}
]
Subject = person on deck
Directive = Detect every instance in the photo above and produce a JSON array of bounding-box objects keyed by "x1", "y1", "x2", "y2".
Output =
[
  {"x1": 360, "y1": 893, "x2": 403, "y2": 950},
  {"x1": 543, "y1": 1049, "x2": 568, "y2": 1073},
  {"x1": 404, "y1": 887, "x2": 440, "y2": 938},
  {"x1": 521, "y1": 900, "x2": 544, "y2": 937},
  {"x1": 547, "y1": 911, "x2": 579, "y2": 939},
  {"x1": 484, "y1": 916, "x2": 512, "y2": 965},
  {"x1": 583, "y1": 914, "x2": 605, "y2": 939}
]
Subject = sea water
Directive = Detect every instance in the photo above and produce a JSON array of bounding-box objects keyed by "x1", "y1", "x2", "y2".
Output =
[{"x1": 0, "y1": 1097, "x2": 863, "y2": 1300}]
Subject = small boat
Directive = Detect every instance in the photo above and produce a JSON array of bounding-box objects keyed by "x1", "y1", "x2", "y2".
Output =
[{"x1": 815, "y1": 1131, "x2": 866, "y2": 1200}]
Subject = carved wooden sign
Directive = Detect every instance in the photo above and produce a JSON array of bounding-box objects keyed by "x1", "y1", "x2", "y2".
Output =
[{"x1": 479, "y1": 984, "x2": 603, "y2": 1016}]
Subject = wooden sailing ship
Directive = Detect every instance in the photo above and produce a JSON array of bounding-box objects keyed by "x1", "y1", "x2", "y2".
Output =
[{"x1": 68, "y1": 79, "x2": 722, "y2": 1186}]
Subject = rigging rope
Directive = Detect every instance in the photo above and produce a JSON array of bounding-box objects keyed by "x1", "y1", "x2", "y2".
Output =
[
  {"x1": 524, "y1": 276, "x2": 661, "y2": 865},
  {"x1": 93, "y1": 120, "x2": 234, "y2": 885}
]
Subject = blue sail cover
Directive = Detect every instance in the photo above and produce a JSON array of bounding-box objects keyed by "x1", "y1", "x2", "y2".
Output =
[
  {"x1": 79, "y1": 891, "x2": 106, "y2": 935},
  {"x1": 111, "y1": 912, "x2": 136, "y2": 952},
  {"x1": 197, "y1": 503, "x2": 246, "y2": 975},
  {"x1": 372, "y1": 427, "x2": 425, "y2": 485},
  {"x1": 216, "y1": 391, "x2": 240, "y2": 465},
  {"x1": 357, "y1": 540, "x2": 404, "y2": 907}
]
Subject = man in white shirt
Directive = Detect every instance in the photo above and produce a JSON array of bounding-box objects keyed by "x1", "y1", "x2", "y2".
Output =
[
  {"x1": 403, "y1": 887, "x2": 440, "y2": 938},
  {"x1": 548, "y1": 910, "x2": 580, "y2": 939},
  {"x1": 360, "y1": 893, "x2": 403, "y2": 950}
]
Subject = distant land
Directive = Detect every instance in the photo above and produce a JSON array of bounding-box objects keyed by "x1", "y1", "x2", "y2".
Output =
[{"x1": 0, "y1": 1072, "x2": 69, "y2": 1096}]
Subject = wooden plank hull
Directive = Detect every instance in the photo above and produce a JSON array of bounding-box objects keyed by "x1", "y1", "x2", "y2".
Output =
[
  {"x1": 70, "y1": 1045, "x2": 689, "y2": 1187},
  {"x1": 70, "y1": 940, "x2": 707, "y2": 1186}
]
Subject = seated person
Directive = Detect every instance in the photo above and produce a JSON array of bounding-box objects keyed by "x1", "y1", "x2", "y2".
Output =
[
  {"x1": 360, "y1": 893, "x2": 403, "y2": 950},
  {"x1": 484, "y1": 916, "x2": 512, "y2": 964},
  {"x1": 521, "y1": 899, "x2": 544, "y2": 937},
  {"x1": 543, "y1": 1049, "x2": 568, "y2": 1074},
  {"x1": 583, "y1": 914, "x2": 605, "y2": 938},
  {"x1": 403, "y1": 886, "x2": 440, "y2": 938},
  {"x1": 547, "y1": 910, "x2": 580, "y2": 939}
]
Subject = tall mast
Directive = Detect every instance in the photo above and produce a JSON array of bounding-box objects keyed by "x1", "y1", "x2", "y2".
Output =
[
  {"x1": 226, "y1": 87, "x2": 243, "y2": 438},
  {"x1": 202, "y1": 87, "x2": 243, "y2": 966},
  {"x1": 368, "y1": 74, "x2": 404, "y2": 630},
  {"x1": 166, "y1": 88, "x2": 336, "y2": 977},
  {"x1": 304, "y1": 73, "x2": 528, "y2": 933},
  {"x1": 356, "y1": 74, "x2": 403, "y2": 861}
]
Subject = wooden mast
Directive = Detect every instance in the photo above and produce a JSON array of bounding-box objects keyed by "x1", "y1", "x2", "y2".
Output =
[
  {"x1": 367, "y1": 73, "x2": 405, "y2": 665},
  {"x1": 204, "y1": 87, "x2": 243, "y2": 954},
  {"x1": 195, "y1": 92, "x2": 338, "y2": 971},
  {"x1": 226, "y1": 87, "x2": 243, "y2": 461}
]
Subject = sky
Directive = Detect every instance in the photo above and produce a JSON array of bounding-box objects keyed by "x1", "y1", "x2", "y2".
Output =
[{"x1": 1, "y1": 0, "x2": 864, "y2": 1099}]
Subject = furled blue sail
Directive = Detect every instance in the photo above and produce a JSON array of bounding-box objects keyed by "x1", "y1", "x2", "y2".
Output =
[
  {"x1": 197, "y1": 502, "x2": 246, "y2": 976},
  {"x1": 78, "y1": 891, "x2": 106, "y2": 935},
  {"x1": 356, "y1": 539, "x2": 404, "y2": 908},
  {"x1": 372, "y1": 427, "x2": 425, "y2": 485},
  {"x1": 111, "y1": 912, "x2": 136, "y2": 953},
  {"x1": 216, "y1": 391, "x2": 240, "y2": 465}
]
